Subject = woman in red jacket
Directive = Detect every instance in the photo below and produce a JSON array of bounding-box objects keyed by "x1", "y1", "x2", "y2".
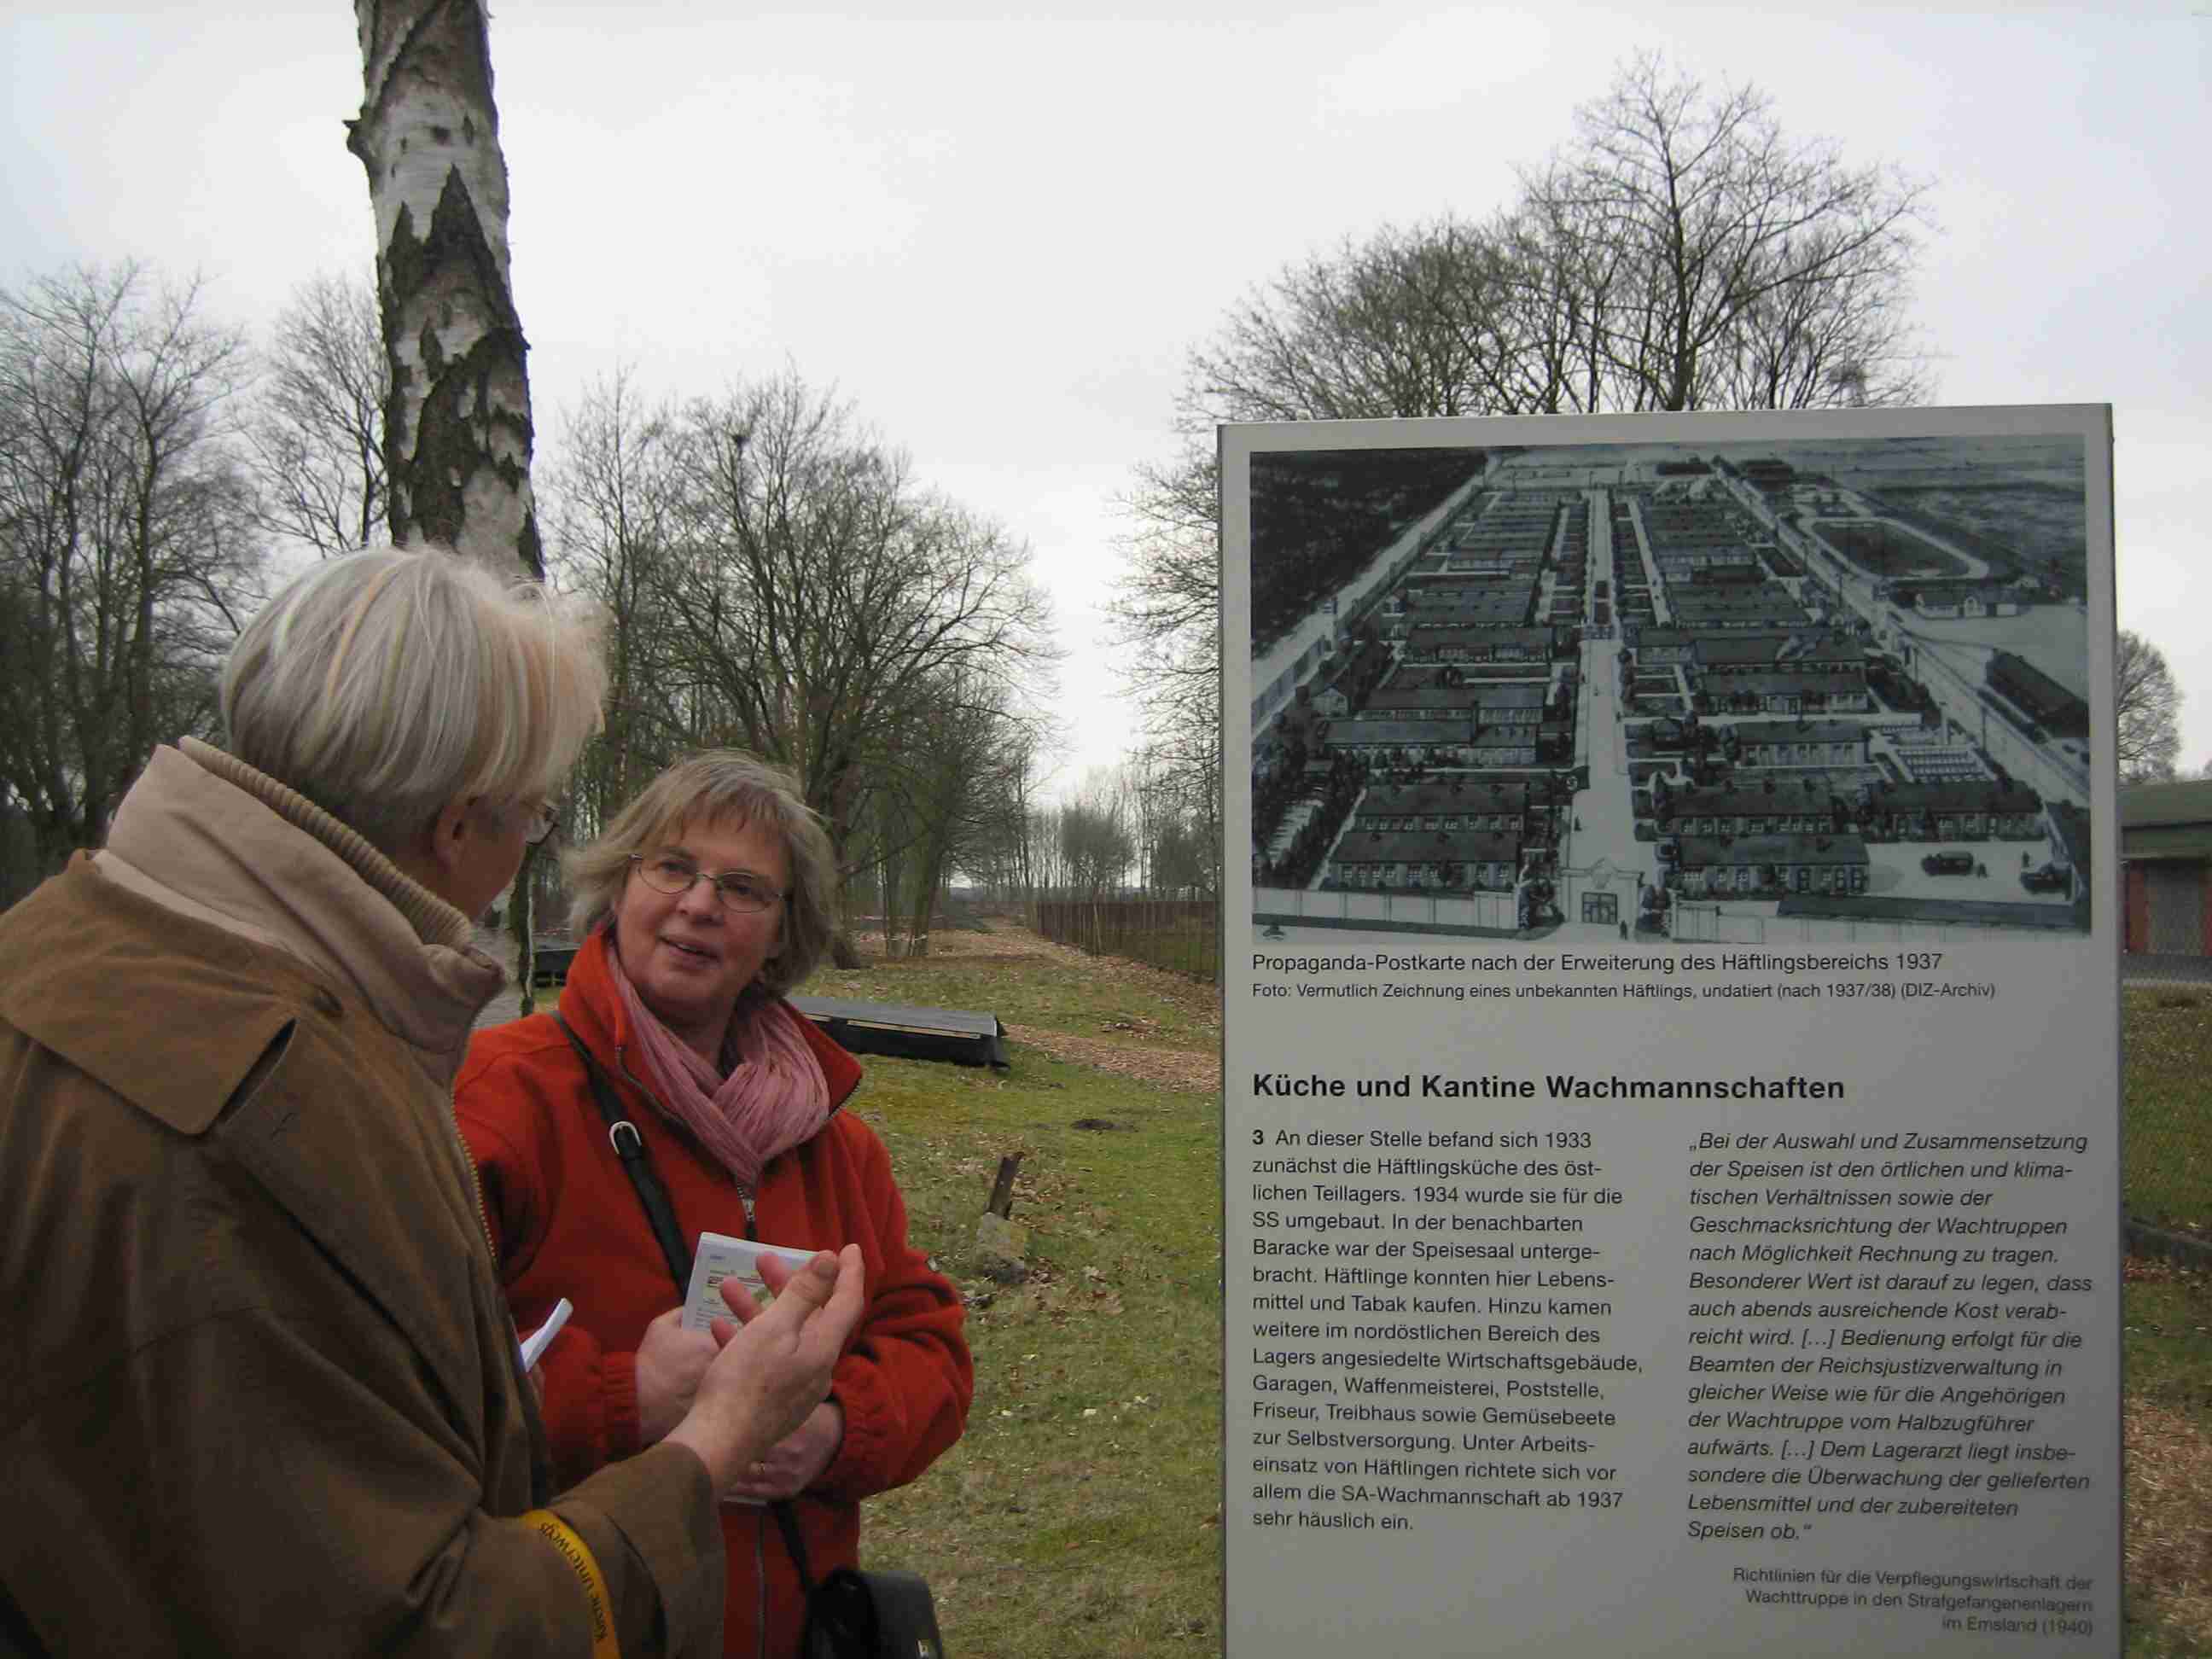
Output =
[{"x1": 459, "y1": 750, "x2": 971, "y2": 1659}]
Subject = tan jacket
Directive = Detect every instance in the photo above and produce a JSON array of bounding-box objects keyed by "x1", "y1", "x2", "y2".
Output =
[{"x1": 0, "y1": 745, "x2": 723, "y2": 1656}]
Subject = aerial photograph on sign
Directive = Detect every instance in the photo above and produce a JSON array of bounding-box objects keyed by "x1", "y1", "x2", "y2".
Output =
[{"x1": 1248, "y1": 428, "x2": 2093, "y2": 946}]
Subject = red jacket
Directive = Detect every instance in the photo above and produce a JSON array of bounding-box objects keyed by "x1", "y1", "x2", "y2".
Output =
[{"x1": 457, "y1": 933, "x2": 971, "y2": 1658}]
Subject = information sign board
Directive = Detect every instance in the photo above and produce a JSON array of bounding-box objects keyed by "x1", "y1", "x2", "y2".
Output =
[{"x1": 1222, "y1": 407, "x2": 2118, "y2": 1656}]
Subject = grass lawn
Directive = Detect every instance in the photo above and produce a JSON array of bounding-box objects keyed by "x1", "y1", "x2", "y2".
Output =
[
  {"x1": 812, "y1": 934, "x2": 2211, "y2": 1656},
  {"x1": 2125, "y1": 1256, "x2": 2212, "y2": 1656},
  {"x1": 817, "y1": 930, "x2": 1225, "y2": 1655},
  {"x1": 2126, "y1": 987, "x2": 2212, "y2": 1656},
  {"x1": 2127, "y1": 987, "x2": 2212, "y2": 1235}
]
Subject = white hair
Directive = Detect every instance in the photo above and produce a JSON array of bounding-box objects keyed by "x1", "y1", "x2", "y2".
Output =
[{"x1": 219, "y1": 545, "x2": 607, "y2": 853}]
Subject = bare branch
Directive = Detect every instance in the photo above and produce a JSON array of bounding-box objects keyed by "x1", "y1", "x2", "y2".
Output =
[{"x1": 2116, "y1": 628, "x2": 2183, "y2": 782}]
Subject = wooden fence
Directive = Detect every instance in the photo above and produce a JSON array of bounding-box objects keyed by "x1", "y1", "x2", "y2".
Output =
[{"x1": 1033, "y1": 897, "x2": 1221, "y2": 982}]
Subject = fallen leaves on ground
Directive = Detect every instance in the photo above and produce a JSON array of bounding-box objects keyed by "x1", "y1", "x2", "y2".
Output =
[
  {"x1": 1003, "y1": 1022, "x2": 1220, "y2": 1093},
  {"x1": 2128, "y1": 1399, "x2": 2212, "y2": 1645}
]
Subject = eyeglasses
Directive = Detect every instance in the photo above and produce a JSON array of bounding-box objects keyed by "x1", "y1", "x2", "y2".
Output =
[
  {"x1": 629, "y1": 853, "x2": 784, "y2": 914},
  {"x1": 522, "y1": 800, "x2": 561, "y2": 847}
]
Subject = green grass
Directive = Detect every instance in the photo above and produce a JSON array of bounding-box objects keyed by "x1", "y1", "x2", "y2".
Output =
[
  {"x1": 821, "y1": 951, "x2": 1225, "y2": 1656},
  {"x1": 2119, "y1": 989, "x2": 2212, "y2": 1655},
  {"x1": 2126, "y1": 988, "x2": 2212, "y2": 1234},
  {"x1": 2126, "y1": 1260, "x2": 2212, "y2": 1656},
  {"x1": 2126, "y1": 1264, "x2": 2212, "y2": 1420}
]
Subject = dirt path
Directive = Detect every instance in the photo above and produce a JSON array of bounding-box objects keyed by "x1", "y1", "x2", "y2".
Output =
[{"x1": 999, "y1": 1021, "x2": 1220, "y2": 1092}]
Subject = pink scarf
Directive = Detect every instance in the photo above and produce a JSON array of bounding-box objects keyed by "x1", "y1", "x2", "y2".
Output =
[{"x1": 606, "y1": 945, "x2": 831, "y2": 1190}]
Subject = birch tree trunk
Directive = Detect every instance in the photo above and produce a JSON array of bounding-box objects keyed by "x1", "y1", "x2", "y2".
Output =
[
  {"x1": 347, "y1": 0, "x2": 540, "y2": 575},
  {"x1": 347, "y1": 0, "x2": 544, "y2": 1003}
]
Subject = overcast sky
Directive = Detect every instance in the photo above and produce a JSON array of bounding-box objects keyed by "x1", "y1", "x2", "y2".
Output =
[{"x1": 5, "y1": 3, "x2": 2205, "y2": 789}]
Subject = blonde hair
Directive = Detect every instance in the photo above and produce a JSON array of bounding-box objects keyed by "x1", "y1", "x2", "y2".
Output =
[
  {"x1": 220, "y1": 546, "x2": 607, "y2": 853},
  {"x1": 564, "y1": 750, "x2": 836, "y2": 1000}
]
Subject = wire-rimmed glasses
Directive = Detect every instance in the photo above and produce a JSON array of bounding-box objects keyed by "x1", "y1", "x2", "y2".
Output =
[{"x1": 628, "y1": 853, "x2": 783, "y2": 913}]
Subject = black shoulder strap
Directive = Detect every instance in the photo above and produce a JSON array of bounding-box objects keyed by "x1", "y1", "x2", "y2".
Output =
[
  {"x1": 772, "y1": 1498, "x2": 818, "y2": 1595},
  {"x1": 551, "y1": 1013, "x2": 820, "y2": 1597},
  {"x1": 550, "y1": 1012, "x2": 692, "y2": 1290}
]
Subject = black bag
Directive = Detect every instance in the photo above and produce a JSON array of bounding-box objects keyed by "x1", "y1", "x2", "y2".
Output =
[
  {"x1": 553, "y1": 1015, "x2": 948, "y2": 1658},
  {"x1": 777, "y1": 1504, "x2": 946, "y2": 1659},
  {"x1": 800, "y1": 1569, "x2": 942, "y2": 1659}
]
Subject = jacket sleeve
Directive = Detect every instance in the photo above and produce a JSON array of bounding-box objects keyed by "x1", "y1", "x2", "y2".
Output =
[
  {"x1": 15, "y1": 1307, "x2": 725, "y2": 1657},
  {"x1": 459, "y1": 1067, "x2": 647, "y2": 1486},
  {"x1": 807, "y1": 1123, "x2": 973, "y2": 1502},
  {"x1": 1, "y1": 1151, "x2": 724, "y2": 1658}
]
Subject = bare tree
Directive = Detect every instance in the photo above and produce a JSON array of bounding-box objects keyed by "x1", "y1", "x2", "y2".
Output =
[
  {"x1": 1185, "y1": 218, "x2": 1523, "y2": 423},
  {"x1": 1103, "y1": 743, "x2": 1217, "y2": 898},
  {"x1": 244, "y1": 270, "x2": 388, "y2": 556},
  {"x1": 1182, "y1": 59, "x2": 1929, "y2": 431},
  {"x1": 1145, "y1": 808, "x2": 1216, "y2": 899},
  {"x1": 1022, "y1": 804, "x2": 1069, "y2": 896},
  {"x1": 1522, "y1": 52, "x2": 1931, "y2": 412},
  {"x1": 868, "y1": 667, "x2": 1045, "y2": 956},
  {"x1": 1115, "y1": 51, "x2": 1935, "y2": 813},
  {"x1": 541, "y1": 370, "x2": 689, "y2": 829},
  {"x1": 537, "y1": 368, "x2": 1062, "y2": 958},
  {"x1": 348, "y1": 0, "x2": 541, "y2": 574},
  {"x1": 1107, "y1": 442, "x2": 1222, "y2": 812},
  {"x1": 0, "y1": 262, "x2": 264, "y2": 901},
  {"x1": 634, "y1": 372, "x2": 1055, "y2": 963},
  {"x1": 954, "y1": 725, "x2": 1053, "y2": 903},
  {"x1": 1057, "y1": 777, "x2": 1136, "y2": 901},
  {"x1": 2116, "y1": 628, "x2": 2183, "y2": 783},
  {"x1": 1490, "y1": 181, "x2": 1630, "y2": 414}
]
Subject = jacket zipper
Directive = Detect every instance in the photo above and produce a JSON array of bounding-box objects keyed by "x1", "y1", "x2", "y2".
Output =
[
  {"x1": 451, "y1": 1095, "x2": 499, "y2": 1260},
  {"x1": 614, "y1": 1039, "x2": 768, "y2": 1656}
]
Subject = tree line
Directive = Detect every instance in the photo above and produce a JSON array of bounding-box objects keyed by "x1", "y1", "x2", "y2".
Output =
[
  {"x1": 539, "y1": 367, "x2": 1061, "y2": 959},
  {"x1": 1109, "y1": 52, "x2": 1937, "y2": 812},
  {"x1": 0, "y1": 262, "x2": 1087, "y2": 945},
  {"x1": 0, "y1": 263, "x2": 265, "y2": 901},
  {"x1": 1111, "y1": 51, "x2": 2200, "y2": 810}
]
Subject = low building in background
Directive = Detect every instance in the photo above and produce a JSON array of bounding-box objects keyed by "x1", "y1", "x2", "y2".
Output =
[{"x1": 2122, "y1": 780, "x2": 2212, "y2": 955}]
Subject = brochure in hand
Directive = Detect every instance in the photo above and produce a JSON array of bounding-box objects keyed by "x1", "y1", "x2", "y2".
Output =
[
  {"x1": 518, "y1": 1296, "x2": 572, "y2": 1370},
  {"x1": 680, "y1": 1231, "x2": 818, "y2": 1330}
]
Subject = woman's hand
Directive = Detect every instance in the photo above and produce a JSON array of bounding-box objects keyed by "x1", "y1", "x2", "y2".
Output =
[
  {"x1": 663, "y1": 1247, "x2": 865, "y2": 1492},
  {"x1": 719, "y1": 1401, "x2": 846, "y2": 1503},
  {"x1": 635, "y1": 1307, "x2": 720, "y2": 1444}
]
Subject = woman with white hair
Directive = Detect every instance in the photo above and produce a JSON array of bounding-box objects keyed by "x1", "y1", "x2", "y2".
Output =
[
  {"x1": 459, "y1": 750, "x2": 971, "y2": 1659},
  {"x1": 0, "y1": 546, "x2": 864, "y2": 1656}
]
